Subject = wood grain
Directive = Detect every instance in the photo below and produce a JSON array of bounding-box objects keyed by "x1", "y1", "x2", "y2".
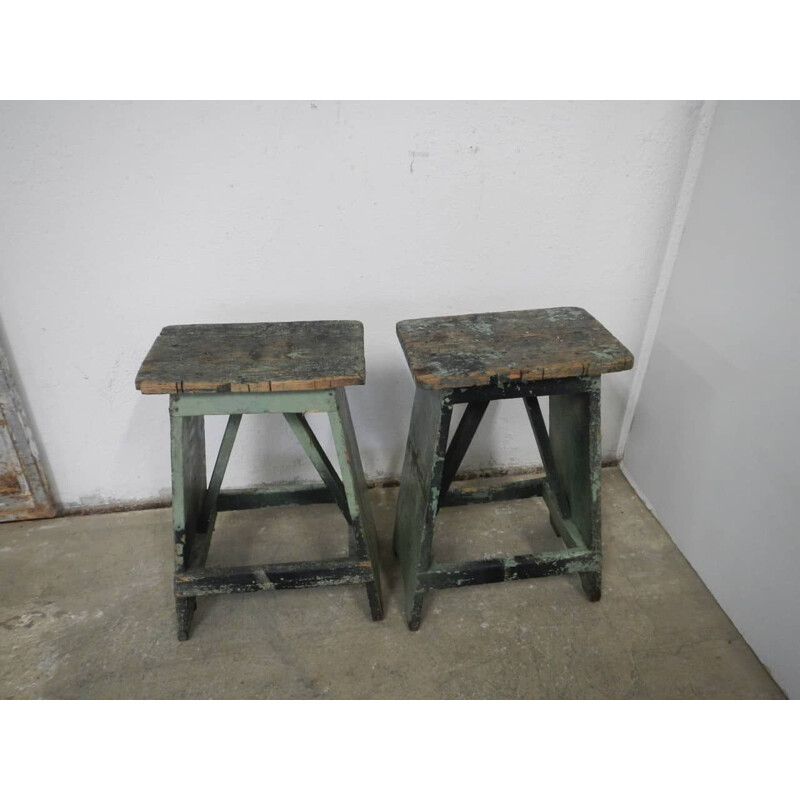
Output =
[
  {"x1": 396, "y1": 307, "x2": 633, "y2": 390},
  {"x1": 135, "y1": 321, "x2": 365, "y2": 394}
]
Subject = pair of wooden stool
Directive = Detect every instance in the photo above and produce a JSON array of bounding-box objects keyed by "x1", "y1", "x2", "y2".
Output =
[{"x1": 135, "y1": 308, "x2": 632, "y2": 638}]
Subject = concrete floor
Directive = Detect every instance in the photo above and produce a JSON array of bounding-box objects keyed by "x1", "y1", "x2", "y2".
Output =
[{"x1": 0, "y1": 468, "x2": 785, "y2": 699}]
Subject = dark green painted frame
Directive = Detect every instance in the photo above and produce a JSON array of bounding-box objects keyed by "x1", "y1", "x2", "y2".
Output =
[{"x1": 393, "y1": 377, "x2": 601, "y2": 630}]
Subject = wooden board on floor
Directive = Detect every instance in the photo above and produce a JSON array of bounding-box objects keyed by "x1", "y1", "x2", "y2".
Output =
[{"x1": 0, "y1": 337, "x2": 55, "y2": 522}]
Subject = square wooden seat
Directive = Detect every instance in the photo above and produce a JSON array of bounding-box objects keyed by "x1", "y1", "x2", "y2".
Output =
[
  {"x1": 393, "y1": 306, "x2": 633, "y2": 630},
  {"x1": 136, "y1": 320, "x2": 382, "y2": 640},
  {"x1": 396, "y1": 307, "x2": 633, "y2": 391},
  {"x1": 135, "y1": 320, "x2": 365, "y2": 395}
]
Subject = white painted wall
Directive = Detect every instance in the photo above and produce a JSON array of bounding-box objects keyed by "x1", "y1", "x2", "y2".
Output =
[
  {"x1": 0, "y1": 101, "x2": 701, "y2": 507},
  {"x1": 622, "y1": 101, "x2": 800, "y2": 698}
]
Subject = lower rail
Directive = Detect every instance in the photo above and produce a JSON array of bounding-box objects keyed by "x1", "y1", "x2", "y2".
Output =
[
  {"x1": 441, "y1": 477, "x2": 544, "y2": 507},
  {"x1": 216, "y1": 484, "x2": 335, "y2": 511},
  {"x1": 175, "y1": 558, "x2": 373, "y2": 597},
  {"x1": 418, "y1": 550, "x2": 599, "y2": 590}
]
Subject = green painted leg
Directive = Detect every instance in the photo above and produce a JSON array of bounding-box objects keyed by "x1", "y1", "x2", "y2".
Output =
[
  {"x1": 329, "y1": 388, "x2": 384, "y2": 621},
  {"x1": 170, "y1": 411, "x2": 207, "y2": 640},
  {"x1": 393, "y1": 387, "x2": 452, "y2": 630},
  {"x1": 548, "y1": 379, "x2": 602, "y2": 601}
]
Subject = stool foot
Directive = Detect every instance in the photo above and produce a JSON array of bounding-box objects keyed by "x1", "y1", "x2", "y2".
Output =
[
  {"x1": 581, "y1": 572, "x2": 601, "y2": 602},
  {"x1": 366, "y1": 581, "x2": 384, "y2": 621},
  {"x1": 406, "y1": 592, "x2": 425, "y2": 631},
  {"x1": 176, "y1": 597, "x2": 196, "y2": 641}
]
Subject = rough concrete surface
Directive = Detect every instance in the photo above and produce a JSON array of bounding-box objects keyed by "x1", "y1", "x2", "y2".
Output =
[{"x1": 0, "y1": 468, "x2": 785, "y2": 699}]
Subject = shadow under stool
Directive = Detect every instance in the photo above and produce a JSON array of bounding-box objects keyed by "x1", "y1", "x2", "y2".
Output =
[
  {"x1": 135, "y1": 320, "x2": 383, "y2": 640},
  {"x1": 393, "y1": 307, "x2": 634, "y2": 630}
]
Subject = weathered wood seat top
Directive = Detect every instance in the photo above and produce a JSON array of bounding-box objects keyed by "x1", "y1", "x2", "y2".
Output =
[
  {"x1": 396, "y1": 307, "x2": 633, "y2": 390},
  {"x1": 135, "y1": 321, "x2": 365, "y2": 394}
]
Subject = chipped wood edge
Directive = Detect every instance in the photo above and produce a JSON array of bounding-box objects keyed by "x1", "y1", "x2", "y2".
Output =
[
  {"x1": 410, "y1": 353, "x2": 635, "y2": 390},
  {"x1": 137, "y1": 374, "x2": 363, "y2": 395}
]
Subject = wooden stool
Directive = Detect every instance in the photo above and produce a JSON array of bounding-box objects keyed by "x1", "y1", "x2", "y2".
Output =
[
  {"x1": 393, "y1": 307, "x2": 633, "y2": 630},
  {"x1": 135, "y1": 321, "x2": 383, "y2": 640}
]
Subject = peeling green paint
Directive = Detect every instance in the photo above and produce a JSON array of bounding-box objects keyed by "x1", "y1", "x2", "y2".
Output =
[
  {"x1": 166, "y1": 386, "x2": 383, "y2": 638},
  {"x1": 394, "y1": 376, "x2": 607, "y2": 629}
]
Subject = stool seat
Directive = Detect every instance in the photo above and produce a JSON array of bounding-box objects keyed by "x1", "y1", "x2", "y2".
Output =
[
  {"x1": 393, "y1": 306, "x2": 634, "y2": 630},
  {"x1": 397, "y1": 307, "x2": 633, "y2": 390},
  {"x1": 135, "y1": 320, "x2": 365, "y2": 394},
  {"x1": 136, "y1": 319, "x2": 382, "y2": 640}
]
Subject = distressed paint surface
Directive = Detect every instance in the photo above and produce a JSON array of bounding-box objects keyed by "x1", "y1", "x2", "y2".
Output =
[
  {"x1": 169, "y1": 389, "x2": 337, "y2": 416},
  {"x1": 549, "y1": 377, "x2": 603, "y2": 599},
  {"x1": 418, "y1": 550, "x2": 600, "y2": 590},
  {"x1": 169, "y1": 414, "x2": 206, "y2": 638},
  {"x1": 441, "y1": 476, "x2": 544, "y2": 507},
  {"x1": 163, "y1": 377, "x2": 383, "y2": 638},
  {"x1": 393, "y1": 387, "x2": 452, "y2": 629},
  {"x1": 328, "y1": 388, "x2": 384, "y2": 620},
  {"x1": 394, "y1": 381, "x2": 605, "y2": 629},
  {"x1": 393, "y1": 307, "x2": 628, "y2": 629},
  {"x1": 174, "y1": 559, "x2": 373, "y2": 597},
  {"x1": 136, "y1": 321, "x2": 365, "y2": 394},
  {"x1": 216, "y1": 484, "x2": 337, "y2": 510},
  {"x1": 397, "y1": 307, "x2": 633, "y2": 390}
]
